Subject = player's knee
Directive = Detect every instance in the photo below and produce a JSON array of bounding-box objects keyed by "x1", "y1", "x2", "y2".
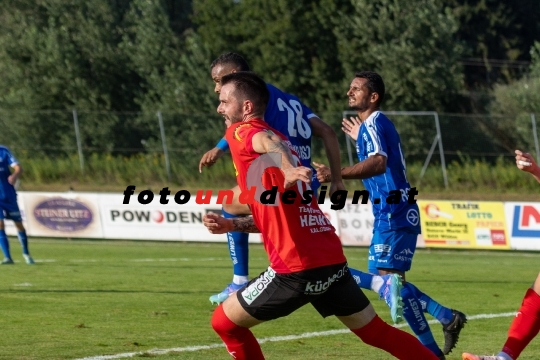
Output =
[{"x1": 211, "y1": 305, "x2": 240, "y2": 336}]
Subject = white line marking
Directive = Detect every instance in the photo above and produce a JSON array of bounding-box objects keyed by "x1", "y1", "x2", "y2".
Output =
[{"x1": 74, "y1": 311, "x2": 516, "y2": 360}]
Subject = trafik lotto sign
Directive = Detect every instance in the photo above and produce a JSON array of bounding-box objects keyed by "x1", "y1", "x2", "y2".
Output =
[{"x1": 505, "y1": 202, "x2": 540, "y2": 250}]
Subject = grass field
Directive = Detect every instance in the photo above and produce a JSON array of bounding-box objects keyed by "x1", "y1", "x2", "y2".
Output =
[{"x1": 1, "y1": 238, "x2": 539, "y2": 360}]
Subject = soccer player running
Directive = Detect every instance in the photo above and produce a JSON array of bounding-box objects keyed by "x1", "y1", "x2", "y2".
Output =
[
  {"x1": 462, "y1": 150, "x2": 540, "y2": 360},
  {"x1": 0, "y1": 145, "x2": 34, "y2": 265},
  {"x1": 313, "y1": 71, "x2": 466, "y2": 359},
  {"x1": 202, "y1": 71, "x2": 439, "y2": 360},
  {"x1": 200, "y1": 53, "x2": 402, "y2": 316}
]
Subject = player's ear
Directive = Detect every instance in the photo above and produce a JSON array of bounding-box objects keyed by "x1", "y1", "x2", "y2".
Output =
[
  {"x1": 370, "y1": 92, "x2": 379, "y2": 104},
  {"x1": 243, "y1": 100, "x2": 254, "y2": 115}
]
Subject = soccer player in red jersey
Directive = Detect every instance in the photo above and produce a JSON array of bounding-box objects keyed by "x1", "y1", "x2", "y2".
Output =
[
  {"x1": 462, "y1": 150, "x2": 540, "y2": 360},
  {"x1": 202, "y1": 71, "x2": 438, "y2": 360}
]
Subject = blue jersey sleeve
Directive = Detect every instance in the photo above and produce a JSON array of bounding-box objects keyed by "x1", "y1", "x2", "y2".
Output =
[
  {"x1": 5, "y1": 148, "x2": 18, "y2": 167},
  {"x1": 302, "y1": 103, "x2": 317, "y2": 120},
  {"x1": 364, "y1": 118, "x2": 388, "y2": 157}
]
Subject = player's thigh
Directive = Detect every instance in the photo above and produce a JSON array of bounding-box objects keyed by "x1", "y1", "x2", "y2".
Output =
[
  {"x1": 222, "y1": 185, "x2": 251, "y2": 215},
  {"x1": 222, "y1": 291, "x2": 265, "y2": 329},
  {"x1": 237, "y1": 267, "x2": 315, "y2": 322},
  {"x1": 310, "y1": 264, "x2": 371, "y2": 320},
  {"x1": 368, "y1": 228, "x2": 417, "y2": 274},
  {"x1": 0, "y1": 199, "x2": 22, "y2": 224}
]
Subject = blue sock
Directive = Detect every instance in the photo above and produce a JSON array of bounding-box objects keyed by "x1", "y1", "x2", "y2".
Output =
[
  {"x1": 0, "y1": 229, "x2": 11, "y2": 259},
  {"x1": 17, "y1": 231, "x2": 29, "y2": 255},
  {"x1": 401, "y1": 283, "x2": 443, "y2": 357},
  {"x1": 349, "y1": 268, "x2": 374, "y2": 290},
  {"x1": 222, "y1": 209, "x2": 249, "y2": 283},
  {"x1": 406, "y1": 281, "x2": 453, "y2": 325}
]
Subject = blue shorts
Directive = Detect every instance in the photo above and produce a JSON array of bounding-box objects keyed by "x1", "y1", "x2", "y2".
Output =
[
  {"x1": 0, "y1": 197, "x2": 22, "y2": 222},
  {"x1": 368, "y1": 228, "x2": 419, "y2": 274}
]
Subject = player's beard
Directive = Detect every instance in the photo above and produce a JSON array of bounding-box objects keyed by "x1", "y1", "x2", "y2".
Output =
[
  {"x1": 349, "y1": 97, "x2": 369, "y2": 112},
  {"x1": 224, "y1": 113, "x2": 243, "y2": 127}
]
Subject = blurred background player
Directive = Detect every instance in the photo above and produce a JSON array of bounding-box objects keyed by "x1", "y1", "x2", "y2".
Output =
[
  {"x1": 199, "y1": 52, "x2": 383, "y2": 306},
  {"x1": 0, "y1": 145, "x2": 34, "y2": 265},
  {"x1": 203, "y1": 71, "x2": 439, "y2": 360},
  {"x1": 314, "y1": 71, "x2": 466, "y2": 359},
  {"x1": 462, "y1": 150, "x2": 540, "y2": 360}
]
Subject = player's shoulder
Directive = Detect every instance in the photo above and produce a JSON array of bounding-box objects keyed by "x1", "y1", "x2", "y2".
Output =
[
  {"x1": 266, "y1": 83, "x2": 301, "y2": 101},
  {"x1": 0, "y1": 145, "x2": 11, "y2": 155},
  {"x1": 230, "y1": 120, "x2": 268, "y2": 143},
  {"x1": 368, "y1": 111, "x2": 396, "y2": 131}
]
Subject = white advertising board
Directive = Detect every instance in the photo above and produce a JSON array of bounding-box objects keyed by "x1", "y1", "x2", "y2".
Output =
[
  {"x1": 98, "y1": 193, "x2": 260, "y2": 243},
  {"x1": 505, "y1": 202, "x2": 540, "y2": 250},
  {"x1": 22, "y1": 192, "x2": 103, "y2": 238}
]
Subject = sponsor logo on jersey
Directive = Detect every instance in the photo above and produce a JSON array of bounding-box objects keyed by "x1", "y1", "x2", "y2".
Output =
[
  {"x1": 242, "y1": 267, "x2": 276, "y2": 305},
  {"x1": 233, "y1": 123, "x2": 253, "y2": 142},
  {"x1": 406, "y1": 209, "x2": 419, "y2": 226},
  {"x1": 394, "y1": 248, "x2": 414, "y2": 262},
  {"x1": 374, "y1": 244, "x2": 392, "y2": 254},
  {"x1": 304, "y1": 264, "x2": 348, "y2": 295}
]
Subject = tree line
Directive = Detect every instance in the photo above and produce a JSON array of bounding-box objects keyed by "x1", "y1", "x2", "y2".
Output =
[{"x1": 0, "y1": 0, "x2": 539, "y2": 162}]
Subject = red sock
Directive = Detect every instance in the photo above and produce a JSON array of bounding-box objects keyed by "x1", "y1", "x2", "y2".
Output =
[
  {"x1": 352, "y1": 315, "x2": 438, "y2": 360},
  {"x1": 502, "y1": 288, "x2": 540, "y2": 359},
  {"x1": 211, "y1": 304, "x2": 265, "y2": 360}
]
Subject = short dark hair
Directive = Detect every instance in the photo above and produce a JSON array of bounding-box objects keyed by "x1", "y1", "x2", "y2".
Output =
[
  {"x1": 355, "y1": 71, "x2": 385, "y2": 106},
  {"x1": 210, "y1": 52, "x2": 250, "y2": 71},
  {"x1": 221, "y1": 71, "x2": 269, "y2": 115}
]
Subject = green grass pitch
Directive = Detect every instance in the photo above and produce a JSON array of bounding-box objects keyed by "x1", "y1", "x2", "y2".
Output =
[{"x1": 0, "y1": 238, "x2": 538, "y2": 360}]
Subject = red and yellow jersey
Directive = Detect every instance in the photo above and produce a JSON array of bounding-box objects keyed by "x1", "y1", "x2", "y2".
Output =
[{"x1": 225, "y1": 119, "x2": 346, "y2": 274}]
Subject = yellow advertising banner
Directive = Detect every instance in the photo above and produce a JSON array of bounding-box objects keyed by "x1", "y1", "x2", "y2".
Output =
[{"x1": 417, "y1": 200, "x2": 510, "y2": 249}]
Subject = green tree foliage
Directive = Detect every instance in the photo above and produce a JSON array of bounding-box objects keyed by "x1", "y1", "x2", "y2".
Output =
[
  {"x1": 335, "y1": 0, "x2": 464, "y2": 112},
  {"x1": 445, "y1": 0, "x2": 540, "y2": 88}
]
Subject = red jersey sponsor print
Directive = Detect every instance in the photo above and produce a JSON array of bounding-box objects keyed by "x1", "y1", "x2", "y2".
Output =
[{"x1": 225, "y1": 119, "x2": 346, "y2": 273}]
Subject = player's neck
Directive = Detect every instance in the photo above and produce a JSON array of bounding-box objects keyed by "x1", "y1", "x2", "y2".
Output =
[
  {"x1": 241, "y1": 114, "x2": 262, "y2": 122},
  {"x1": 357, "y1": 107, "x2": 380, "y2": 122}
]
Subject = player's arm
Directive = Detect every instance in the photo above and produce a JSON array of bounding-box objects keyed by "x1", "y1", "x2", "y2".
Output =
[
  {"x1": 198, "y1": 137, "x2": 229, "y2": 173},
  {"x1": 314, "y1": 155, "x2": 386, "y2": 181},
  {"x1": 203, "y1": 213, "x2": 260, "y2": 234},
  {"x1": 251, "y1": 131, "x2": 312, "y2": 188},
  {"x1": 516, "y1": 149, "x2": 540, "y2": 183},
  {"x1": 310, "y1": 116, "x2": 345, "y2": 191},
  {"x1": 8, "y1": 163, "x2": 22, "y2": 185}
]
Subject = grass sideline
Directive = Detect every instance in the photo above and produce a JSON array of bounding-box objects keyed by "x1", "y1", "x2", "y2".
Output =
[{"x1": 0, "y1": 238, "x2": 539, "y2": 359}]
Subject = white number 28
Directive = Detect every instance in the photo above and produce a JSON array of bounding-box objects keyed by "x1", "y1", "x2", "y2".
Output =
[{"x1": 277, "y1": 98, "x2": 311, "y2": 139}]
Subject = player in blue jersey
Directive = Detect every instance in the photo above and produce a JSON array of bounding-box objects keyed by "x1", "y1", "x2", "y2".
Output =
[
  {"x1": 314, "y1": 71, "x2": 466, "y2": 359},
  {"x1": 0, "y1": 146, "x2": 34, "y2": 265},
  {"x1": 199, "y1": 54, "x2": 403, "y2": 318}
]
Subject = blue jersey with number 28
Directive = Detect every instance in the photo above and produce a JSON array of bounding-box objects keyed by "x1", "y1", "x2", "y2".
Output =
[
  {"x1": 355, "y1": 111, "x2": 420, "y2": 232},
  {"x1": 225, "y1": 83, "x2": 320, "y2": 191}
]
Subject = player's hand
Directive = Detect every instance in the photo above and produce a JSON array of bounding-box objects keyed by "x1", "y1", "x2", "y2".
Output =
[
  {"x1": 342, "y1": 116, "x2": 361, "y2": 141},
  {"x1": 7, "y1": 174, "x2": 17, "y2": 185},
  {"x1": 329, "y1": 181, "x2": 346, "y2": 198},
  {"x1": 283, "y1": 166, "x2": 312, "y2": 189},
  {"x1": 199, "y1": 147, "x2": 224, "y2": 173},
  {"x1": 312, "y1": 162, "x2": 331, "y2": 183},
  {"x1": 202, "y1": 212, "x2": 233, "y2": 234},
  {"x1": 515, "y1": 149, "x2": 538, "y2": 173}
]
